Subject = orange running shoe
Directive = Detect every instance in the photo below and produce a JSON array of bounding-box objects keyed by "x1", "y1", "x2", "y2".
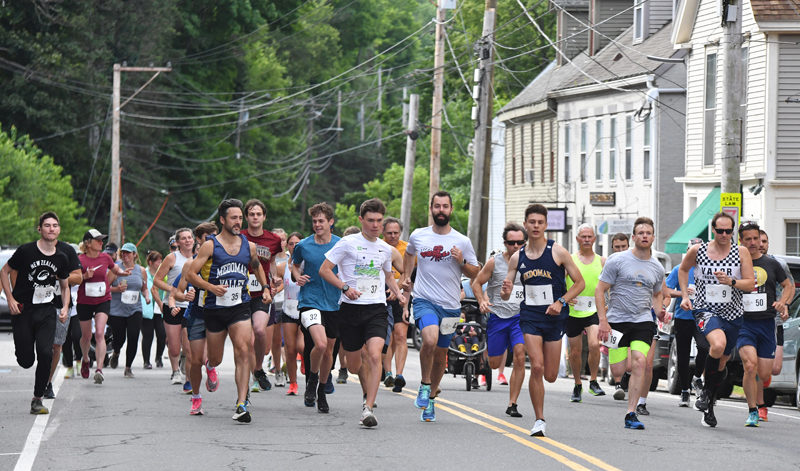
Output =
[{"x1": 286, "y1": 382, "x2": 298, "y2": 395}]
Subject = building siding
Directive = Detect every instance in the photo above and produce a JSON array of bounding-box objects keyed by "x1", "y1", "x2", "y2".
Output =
[{"x1": 776, "y1": 35, "x2": 800, "y2": 179}]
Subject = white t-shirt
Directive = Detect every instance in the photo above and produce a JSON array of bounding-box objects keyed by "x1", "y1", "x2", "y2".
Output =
[
  {"x1": 325, "y1": 233, "x2": 393, "y2": 305},
  {"x1": 406, "y1": 226, "x2": 478, "y2": 311}
]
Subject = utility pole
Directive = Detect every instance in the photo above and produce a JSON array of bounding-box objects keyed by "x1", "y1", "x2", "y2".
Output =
[
  {"x1": 401, "y1": 94, "x2": 420, "y2": 240},
  {"x1": 720, "y1": 0, "x2": 743, "y2": 196},
  {"x1": 428, "y1": 0, "x2": 447, "y2": 225},
  {"x1": 110, "y1": 63, "x2": 171, "y2": 247},
  {"x1": 402, "y1": 87, "x2": 409, "y2": 129},
  {"x1": 360, "y1": 102, "x2": 366, "y2": 142},
  {"x1": 377, "y1": 66, "x2": 383, "y2": 153},
  {"x1": 467, "y1": 0, "x2": 497, "y2": 262}
]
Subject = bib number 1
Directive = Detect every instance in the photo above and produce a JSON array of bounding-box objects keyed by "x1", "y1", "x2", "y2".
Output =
[{"x1": 525, "y1": 284, "x2": 554, "y2": 306}]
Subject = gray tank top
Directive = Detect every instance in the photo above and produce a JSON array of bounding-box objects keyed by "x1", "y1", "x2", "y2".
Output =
[
  {"x1": 110, "y1": 262, "x2": 144, "y2": 317},
  {"x1": 487, "y1": 252, "x2": 522, "y2": 319},
  {"x1": 167, "y1": 250, "x2": 190, "y2": 308}
]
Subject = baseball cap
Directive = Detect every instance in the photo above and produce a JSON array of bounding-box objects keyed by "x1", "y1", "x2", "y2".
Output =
[
  {"x1": 103, "y1": 242, "x2": 118, "y2": 255},
  {"x1": 120, "y1": 242, "x2": 137, "y2": 253},
  {"x1": 83, "y1": 228, "x2": 108, "y2": 242}
]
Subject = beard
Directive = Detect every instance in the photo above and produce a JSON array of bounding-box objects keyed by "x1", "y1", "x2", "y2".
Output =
[{"x1": 432, "y1": 212, "x2": 450, "y2": 227}]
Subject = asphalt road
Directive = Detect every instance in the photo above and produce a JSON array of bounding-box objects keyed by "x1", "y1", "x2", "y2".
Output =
[{"x1": 1, "y1": 331, "x2": 799, "y2": 471}]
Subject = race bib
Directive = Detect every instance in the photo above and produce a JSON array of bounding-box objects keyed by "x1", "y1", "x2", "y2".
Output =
[
  {"x1": 248, "y1": 274, "x2": 262, "y2": 292},
  {"x1": 742, "y1": 293, "x2": 767, "y2": 312},
  {"x1": 574, "y1": 296, "x2": 595, "y2": 311},
  {"x1": 121, "y1": 290, "x2": 139, "y2": 305},
  {"x1": 602, "y1": 328, "x2": 624, "y2": 349},
  {"x1": 256, "y1": 245, "x2": 272, "y2": 260},
  {"x1": 283, "y1": 299, "x2": 299, "y2": 319},
  {"x1": 356, "y1": 278, "x2": 381, "y2": 301},
  {"x1": 511, "y1": 286, "x2": 524, "y2": 303},
  {"x1": 32, "y1": 285, "x2": 55, "y2": 305},
  {"x1": 301, "y1": 308, "x2": 322, "y2": 329},
  {"x1": 439, "y1": 316, "x2": 460, "y2": 335},
  {"x1": 217, "y1": 286, "x2": 242, "y2": 307},
  {"x1": 706, "y1": 284, "x2": 731, "y2": 304},
  {"x1": 525, "y1": 284, "x2": 554, "y2": 306},
  {"x1": 688, "y1": 283, "x2": 696, "y2": 301},
  {"x1": 85, "y1": 281, "x2": 106, "y2": 297}
]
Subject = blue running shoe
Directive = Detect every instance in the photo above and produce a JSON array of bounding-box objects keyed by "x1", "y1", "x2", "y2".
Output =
[
  {"x1": 421, "y1": 399, "x2": 436, "y2": 422},
  {"x1": 183, "y1": 381, "x2": 192, "y2": 394},
  {"x1": 415, "y1": 384, "x2": 431, "y2": 409},
  {"x1": 625, "y1": 412, "x2": 644, "y2": 429},
  {"x1": 745, "y1": 411, "x2": 759, "y2": 427},
  {"x1": 324, "y1": 373, "x2": 334, "y2": 394}
]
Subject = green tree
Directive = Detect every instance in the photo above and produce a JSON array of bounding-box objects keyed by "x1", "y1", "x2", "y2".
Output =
[{"x1": 0, "y1": 126, "x2": 87, "y2": 244}]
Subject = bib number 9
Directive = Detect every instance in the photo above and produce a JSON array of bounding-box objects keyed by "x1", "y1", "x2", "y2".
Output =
[{"x1": 706, "y1": 284, "x2": 731, "y2": 304}]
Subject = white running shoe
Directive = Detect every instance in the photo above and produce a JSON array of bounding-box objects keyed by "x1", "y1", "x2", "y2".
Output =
[
  {"x1": 360, "y1": 405, "x2": 377, "y2": 427},
  {"x1": 530, "y1": 419, "x2": 546, "y2": 437},
  {"x1": 274, "y1": 371, "x2": 286, "y2": 387}
]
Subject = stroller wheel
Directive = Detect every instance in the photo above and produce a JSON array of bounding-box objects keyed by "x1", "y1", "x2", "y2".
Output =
[{"x1": 464, "y1": 362, "x2": 474, "y2": 391}]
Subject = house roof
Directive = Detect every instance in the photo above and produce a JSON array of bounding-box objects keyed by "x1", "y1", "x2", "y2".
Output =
[{"x1": 750, "y1": 0, "x2": 800, "y2": 22}]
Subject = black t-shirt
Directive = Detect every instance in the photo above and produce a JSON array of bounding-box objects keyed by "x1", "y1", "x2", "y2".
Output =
[
  {"x1": 744, "y1": 255, "x2": 787, "y2": 320},
  {"x1": 55, "y1": 241, "x2": 81, "y2": 307},
  {"x1": 7, "y1": 241, "x2": 71, "y2": 307}
]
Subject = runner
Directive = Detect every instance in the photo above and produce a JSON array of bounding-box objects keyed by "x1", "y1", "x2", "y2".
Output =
[
  {"x1": 318, "y1": 198, "x2": 404, "y2": 427},
  {"x1": 678, "y1": 212, "x2": 755, "y2": 428},
  {"x1": 736, "y1": 223, "x2": 793, "y2": 426},
  {"x1": 45, "y1": 241, "x2": 82, "y2": 395},
  {"x1": 402, "y1": 190, "x2": 480, "y2": 423},
  {"x1": 608, "y1": 233, "x2": 630, "y2": 400},
  {"x1": 595, "y1": 217, "x2": 664, "y2": 430},
  {"x1": 270, "y1": 228, "x2": 288, "y2": 387},
  {"x1": 153, "y1": 228, "x2": 195, "y2": 385},
  {"x1": 108, "y1": 243, "x2": 150, "y2": 378},
  {"x1": 0, "y1": 212, "x2": 72, "y2": 413},
  {"x1": 291, "y1": 202, "x2": 341, "y2": 413},
  {"x1": 141, "y1": 250, "x2": 166, "y2": 369},
  {"x1": 472, "y1": 222, "x2": 527, "y2": 417},
  {"x1": 242, "y1": 199, "x2": 282, "y2": 393},
  {"x1": 380, "y1": 217, "x2": 412, "y2": 393},
  {"x1": 500, "y1": 204, "x2": 584, "y2": 436},
  {"x1": 187, "y1": 199, "x2": 271, "y2": 423},
  {"x1": 278, "y1": 232, "x2": 304, "y2": 396},
  {"x1": 757, "y1": 229, "x2": 794, "y2": 421},
  {"x1": 565, "y1": 224, "x2": 606, "y2": 402},
  {"x1": 76, "y1": 229, "x2": 132, "y2": 384}
]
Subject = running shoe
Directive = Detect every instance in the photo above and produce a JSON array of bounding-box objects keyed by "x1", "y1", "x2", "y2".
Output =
[
  {"x1": 124, "y1": 368, "x2": 135, "y2": 379},
  {"x1": 384, "y1": 372, "x2": 395, "y2": 387},
  {"x1": 530, "y1": 419, "x2": 546, "y2": 436},
  {"x1": 109, "y1": 352, "x2": 119, "y2": 369},
  {"x1": 691, "y1": 376, "x2": 704, "y2": 396},
  {"x1": 43, "y1": 382, "x2": 55, "y2": 399},
  {"x1": 254, "y1": 369, "x2": 272, "y2": 391},
  {"x1": 702, "y1": 405, "x2": 717, "y2": 428},
  {"x1": 360, "y1": 405, "x2": 378, "y2": 427},
  {"x1": 81, "y1": 361, "x2": 90, "y2": 379},
  {"x1": 274, "y1": 371, "x2": 286, "y2": 387},
  {"x1": 171, "y1": 370, "x2": 182, "y2": 385},
  {"x1": 392, "y1": 374, "x2": 406, "y2": 393},
  {"x1": 206, "y1": 363, "x2": 219, "y2": 392},
  {"x1": 286, "y1": 382, "x2": 298, "y2": 396},
  {"x1": 336, "y1": 367, "x2": 348, "y2": 384},
  {"x1": 190, "y1": 397, "x2": 204, "y2": 416},
  {"x1": 505, "y1": 403, "x2": 522, "y2": 418},
  {"x1": 570, "y1": 384, "x2": 582, "y2": 403},
  {"x1": 695, "y1": 390, "x2": 709, "y2": 412},
  {"x1": 636, "y1": 403, "x2": 649, "y2": 416},
  {"x1": 232, "y1": 402, "x2": 251, "y2": 423},
  {"x1": 498, "y1": 373, "x2": 508, "y2": 385},
  {"x1": 589, "y1": 380, "x2": 605, "y2": 396},
  {"x1": 251, "y1": 377, "x2": 261, "y2": 393},
  {"x1": 625, "y1": 412, "x2": 644, "y2": 429},
  {"x1": 64, "y1": 367, "x2": 74, "y2": 379},
  {"x1": 183, "y1": 381, "x2": 192, "y2": 394},
  {"x1": 471, "y1": 377, "x2": 480, "y2": 389},
  {"x1": 143, "y1": 362, "x2": 152, "y2": 370},
  {"x1": 479, "y1": 375, "x2": 487, "y2": 386},
  {"x1": 679, "y1": 391, "x2": 690, "y2": 407},
  {"x1": 745, "y1": 410, "x2": 759, "y2": 427},
  {"x1": 30, "y1": 398, "x2": 49, "y2": 415},
  {"x1": 304, "y1": 372, "x2": 318, "y2": 407},
  {"x1": 317, "y1": 383, "x2": 329, "y2": 413},
  {"x1": 415, "y1": 384, "x2": 431, "y2": 409},
  {"x1": 324, "y1": 374, "x2": 334, "y2": 394},
  {"x1": 613, "y1": 384, "x2": 625, "y2": 401},
  {"x1": 155, "y1": 358, "x2": 163, "y2": 368},
  {"x1": 94, "y1": 369, "x2": 104, "y2": 384},
  {"x1": 758, "y1": 406, "x2": 768, "y2": 422},
  {"x1": 421, "y1": 399, "x2": 436, "y2": 422}
]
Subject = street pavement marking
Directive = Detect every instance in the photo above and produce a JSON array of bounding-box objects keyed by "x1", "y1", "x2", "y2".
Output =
[
  {"x1": 15, "y1": 365, "x2": 65, "y2": 471},
  {"x1": 0, "y1": 453, "x2": 22, "y2": 456},
  {"x1": 713, "y1": 400, "x2": 800, "y2": 420}
]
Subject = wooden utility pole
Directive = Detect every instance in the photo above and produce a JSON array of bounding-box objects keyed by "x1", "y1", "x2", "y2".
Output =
[
  {"x1": 428, "y1": 0, "x2": 446, "y2": 225},
  {"x1": 377, "y1": 66, "x2": 383, "y2": 153},
  {"x1": 110, "y1": 64, "x2": 171, "y2": 247},
  {"x1": 720, "y1": 0, "x2": 743, "y2": 195},
  {"x1": 401, "y1": 94, "x2": 420, "y2": 240},
  {"x1": 467, "y1": 0, "x2": 497, "y2": 262}
]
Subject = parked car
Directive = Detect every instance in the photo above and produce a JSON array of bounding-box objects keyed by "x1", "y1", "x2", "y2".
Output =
[
  {"x1": 0, "y1": 247, "x2": 17, "y2": 329},
  {"x1": 764, "y1": 289, "x2": 800, "y2": 408}
]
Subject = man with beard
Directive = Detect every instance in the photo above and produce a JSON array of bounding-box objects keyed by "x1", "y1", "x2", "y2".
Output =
[
  {"x1": 187, "y1": 199, "x2": 271, "y2": 423},
  {"x1": 401, "y1": 191, "x2": 479, "y2": 422}
]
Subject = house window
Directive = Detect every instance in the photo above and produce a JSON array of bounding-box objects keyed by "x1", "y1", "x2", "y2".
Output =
[
  {"x1": 609, "y1": 117, "x2": 617, "y2": 180},
  {"x1": 564, "y1": 125, "x2": 571, "y2": 183},
  {"x1": 625, "y1": 115, "x2": 633, "y2": 180},
  {"x1": 540, "y1": 122, "x2": 545, "y2": 183},
  {"x1": 511, "y1": 127, "x2": 517, "y2": 185},
  {"x1": 595, "y1": 119, "x2": 603, "y2": 181},
  {"x1": 741, "y1": 47, "x2": 748, "y2": 162},
  {"x1": 550, "y1": 120, "x2": 555, "y2": 182},
  {"x1": 580, "y1": 122, "x2": 587, "y2": 183},
  {"x1": 521, "y1": 126, "x2": 526, "y2": 183},
  {"x1": 704, "y1": 52, "x2": 717, "y2": 166},
  {"x1": 643, "y1": 115, "x2": 651, "y2": 180},
  {"x1": 787, "y1": 222, "x2": 800, "y2": 256},
  {"x1": 634, "y1": 0, "x2": 645, "y2": 42}
]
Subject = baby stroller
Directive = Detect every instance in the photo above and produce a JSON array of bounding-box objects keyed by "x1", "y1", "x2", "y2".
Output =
[{"x1": 445, "y1": 303, "x2": 492, "y2": 391}]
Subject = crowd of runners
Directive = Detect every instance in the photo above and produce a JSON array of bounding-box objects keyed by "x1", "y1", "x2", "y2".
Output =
[{"x1": 2, "y1": 194, "x2": 793, "y2": 434}]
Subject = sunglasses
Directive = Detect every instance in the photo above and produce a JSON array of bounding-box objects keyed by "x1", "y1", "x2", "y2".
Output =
[
  {"x1": 505, "y1": 240, "x2": 525, "y2": 246},
  {"x1": 713, "y1": 228, "x2": 733, "y2": 235}
]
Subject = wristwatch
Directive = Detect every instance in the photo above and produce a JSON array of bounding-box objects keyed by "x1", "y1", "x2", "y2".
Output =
[
  {"x1": 731, "y1": 279, "x2": 737, "y2": 287},
  {"x1": 557, "y1": 297, "x2": 566, "y2": 305},
  {"x1": 341, "y1": 284, "x2": 350, "y2": 293}
]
